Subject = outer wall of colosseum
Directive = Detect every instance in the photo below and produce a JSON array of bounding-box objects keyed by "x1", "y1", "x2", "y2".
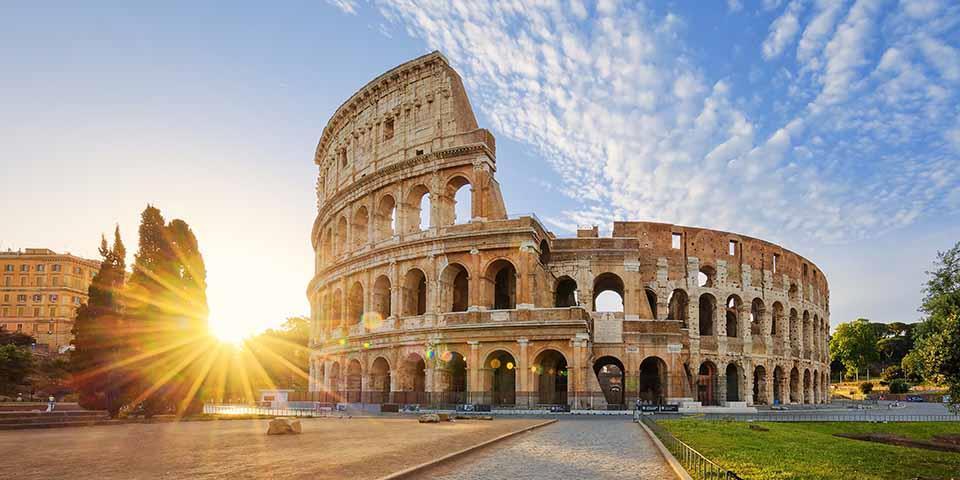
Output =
[{"x1": 306, "y1": 52, "x2": 830, "y2": 409}]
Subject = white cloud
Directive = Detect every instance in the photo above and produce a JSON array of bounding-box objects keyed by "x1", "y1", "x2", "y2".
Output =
[
  {"x1": 763, "y1": 0, "x2": 805, "y2": 60},
  {"x1": 901, "y1": 0, "x2": 944, "y2": 19},
  {"x1": 796, "y1": 0, "x2": 845, "y2": 70},
  {"x1": 815, "y1": 0, "x2": 883, "y2": 106},
  {"x1": 728, "y1": 0, "x2": 744, "y2": 13},
  {"x1": 326, "y1": 0, "x2": 357, "y2": 15}
]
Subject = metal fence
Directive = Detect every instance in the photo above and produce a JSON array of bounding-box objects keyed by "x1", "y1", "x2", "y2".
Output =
[
  {"x1": 286, "y1": 390, "x2": 641, "y2": 410},
  {"x1": 203, "y1": 404, "x2": 321, "y2": 417},
  {"x1": 641, "y1": 416, "x2": 742, "y2": 480},
  {"x1": 693, "y1": 413, "x2": 960, "y2": 423}
]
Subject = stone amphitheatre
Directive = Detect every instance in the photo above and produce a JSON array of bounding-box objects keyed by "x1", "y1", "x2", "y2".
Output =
[{"x1": 305, "y1": 51, "x2": 830, "y2": 411}]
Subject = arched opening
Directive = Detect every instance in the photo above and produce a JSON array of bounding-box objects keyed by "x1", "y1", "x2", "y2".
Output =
[
  {"x1": 375, "y1": 195, "x2": 397, "y2": 241},
  {"x1": 538, "y1": 239, "x2": 551, "y2": 265},
  {"x1": 773, "y1": 366, "x2": 784, "y2": 404},
  {"x1": 402, "y1": 268, "x2": 427, "y2": 316},
  {"x1": 803, "y1": 311, "x2": 811, "y2": 353},
  {"x1": 698, "y1": 265, "x2": 716, "y2": 287},
  {"x1": 347, "y1": 281, "x2": 364, "y2": 327},
  {"x1": 639, "y1": 356, "x2": 668, "y2": 404},
  {"x1": 534, "y1": 349, "x2": 568, "y2": 405},
  {"x1": 593, "y1": 356, "x2": 625, "y2": 408},
  {"x1": 788, "y1": 283, "x2": 799, "y2": 301},
  {"x1": 771, "y1": 302, "x2": 784, "y2": 336},
  {"x1": 725, "y1": 363, "x2": 741, "y2": 402},
  {"x1": 328, "y1": 362, "x2": 342, "y2": 397},
  {"x1": 813, "y1": 370, "x2": 820, "y2": 403},
  {"x1": 372, "y1": 275, "x2": 391, "y2": 321},
  {"x1": 645, "y1": 289, "x2": 658, "y2": 319},
  {"x1": 486, "y1": 350, "x2": 517, "y2": 406},
  {"x1": 330, "y1": 289, "x2": 343, "y2": 329},
  {"x1": 446, "y1": 176, "x2": 472, "y2": 225},
  {"x1": 593, "y1": 273, "x2": 625, "y2": 313},
  {"x1": 803, "y1": 369, "x2": 812, "y2": 404},
  {"x1": 352, "y1": 206, "x2": 369, "y2": 249},
  {"x1": 667, "y1": 289, "x2": 689, "y2": 327},
  {"x1": 753, "y1": 365, "x2": 768, "y2": 405},
  {"x1": 751, "y1": 298, "x2": 764, "y2": 336},
  {"x1": 320, "y1": 228, "x2": 333, "y2": 267},
  {"x1": 485, "y1": 259, "x2": 517, "y2": 310},
  {"x1": 440, "y1": 263, "x2": 469, "y2": 312},
  {"x1": 315, "y1": 362, "x2": 326, "y2": 391},
  {"x1": 699, "y1": 293, "x2": 716, "y2": 335},
  {"x1": 790, "y1": 367, "x2": 801, "y2": 404},
  {"x1": 555, "y1": 276, "x2": 578, "y2": 307},
  {"x1": 398, "y1": 353, "x2": 426, "y2": 404},
  {"x1": 726, "y1": 295, "x2": 741, "y2": 338},
  {"x1": 407, "y1": 185, "x2": 431, "y2": 233},
  {"x1": 437, "y1": 350, "x2": 467, "y2": 404},
  {"x1": 346, "y1": 359, "x2": 363, "y2": 403},
  {"x1": 370, "y1": 357, "x2": 391, "y2": 404},
  {"x1": 698, "y1": 361, "x2": 718, "y2": 406},
  {"x1": 336, "y1": 216, "x2": 348, "y2": 256}
]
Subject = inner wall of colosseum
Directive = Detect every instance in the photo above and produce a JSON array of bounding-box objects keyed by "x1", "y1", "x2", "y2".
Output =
[{"x1": 306, "y1": 51, "x2": 831, "y2": 409}]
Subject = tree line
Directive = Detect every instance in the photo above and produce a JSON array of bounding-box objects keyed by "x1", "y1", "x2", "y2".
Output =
[{"x1": 830, "y1": 241, "x2": 960, "y2": 407}]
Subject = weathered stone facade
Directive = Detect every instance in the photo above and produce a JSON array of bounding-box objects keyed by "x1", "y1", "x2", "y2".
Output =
[{"x1": 307, "y1": 52, "x2": 830, "y2": 408}]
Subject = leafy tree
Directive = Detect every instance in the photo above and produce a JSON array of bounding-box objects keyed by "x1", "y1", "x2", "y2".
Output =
[
  {"x1": 910, "y1": 241, "x2": 960, "y2": 412},
  {"x1": 859, "y1": 382, "x2": 874, "y2": 395},
  {"x1": 30, "y1": 354, "x2": 72, "y2": 397},
  {"x1": 0, "y1": 331, "x2": 35, "y2": 347},
  {"x1": 888, "y1": 379, "x2": 910, "y2": 394},
  {"x1": 72, "y1": 227, "x2": 127, "y2": 416},
  {"x1": 0, "y1": 344, "x2": 34, "y2": 395},
  {"x1": 830, "y1": 318, "x2": 880, "y2": 381},
  {"x1": 877, "y1": 322, "x2": 914, "y2": 367},
  {"x1": 248, "y1": 316, "x2": 310, "y2": 390}
]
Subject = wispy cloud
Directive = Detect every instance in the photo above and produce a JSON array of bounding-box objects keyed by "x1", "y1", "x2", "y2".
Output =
[
  {"x1": 763, "y1": 0, "x2": 805, "y2": 60},
  {"x1": 326, "y1": 0, "x2": 357, "y2": 15}
]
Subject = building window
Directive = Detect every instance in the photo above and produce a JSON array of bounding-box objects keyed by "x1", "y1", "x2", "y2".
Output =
[
  {"x1": 16, "y1": 323, "x2": 22, "y2": 332},
  {"x1": 36, "y1": 264, "x2": 45, "y2": 272},
  {"x1": 773, "y1": 254, "x2": 779, "y2": 273},
  {"x1": 52, "y1": 277, "x2": 59, "y2": 287},
  {"x1": 20, "y1": 276, "x2": 26, "y2": 286},
  {"x1": 729, "y1": 240, "x2": 738, "y2": 256},
  {"x1": 3, "y1": 277, "x2": 9, "y2": 287},
  {"x1": 20, "y1": 264, "x2": 29, "y2": 272},
  {"x1": 1, "y1": 308, "x2": 6, "y2": 317},
  {"x1": 35, "y1": 276, "x2": 44, "y2": 287},
  {"x1": 383, "y1": 118, "x2": 395, "y2": 140},
  {"x1": 3, "y1": 264, "x2": 12, "y2": 272},
  {"x1": 672, "y1": 233, "x2": 682, "y2": 250},
  {"x1": 32, "y1": 294, "x2": 42, "y2": 302},
  {"x1": 16, "y1": 307, "x2": 24, "y2": 317},
  {"x1": 33, "y1": 307, "x2": 40, "y2": 317},
  {"x1": 49, "y1": 306, "x2": 56, "y2": 316},
  {"x1": 52, "y1": 264, "x2": 61, "y2": 272},
  {"x1": 2, "y1": 294, "x2": 7, "y2": 302},
  {"x1": 17, "y1": 295, "x2": 26, "y2": 303},
  {"x1": 48, "y1": 322, "x2": 54, "y2": 334},
  {"x1": 50, "y1": 294, "x2": 58, "y2": 302},
  {"x1": 74, "y1": 297, "x2": 81, "y2": 305}
]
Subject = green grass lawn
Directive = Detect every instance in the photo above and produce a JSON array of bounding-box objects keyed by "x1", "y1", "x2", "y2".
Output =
[{"x1": 658, "y1": 419, "x2": 960, "y2": 480}]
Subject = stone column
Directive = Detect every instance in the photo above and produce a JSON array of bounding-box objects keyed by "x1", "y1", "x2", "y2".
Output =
[
  {"x1": 743, "y1": 361, "x2": 754, "y2": 405},
  {"x1": 517, "y1": 339, "x2": 529, "y2": 401},
  {"x1": 467, "y1": 341, "x2": 480, "y2": 401}
]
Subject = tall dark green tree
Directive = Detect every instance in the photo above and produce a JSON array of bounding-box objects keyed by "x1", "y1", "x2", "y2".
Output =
[
  {"x1": 830, "y1": 318, "x2": 881, "y2": 381},
  {"x1": 124, "y1": 205, "x2": 210, "y2": 416},
  {"x1": 905, "y1": 241, "x2": 960, "y2": 411},
  {"x1": 72, "y1": 227, "x2": 126, "y2": 415}
]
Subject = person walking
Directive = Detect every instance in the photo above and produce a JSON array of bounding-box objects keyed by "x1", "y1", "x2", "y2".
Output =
[{"x1": 46, "y1": 395, "x2": 55, "y2": 412}]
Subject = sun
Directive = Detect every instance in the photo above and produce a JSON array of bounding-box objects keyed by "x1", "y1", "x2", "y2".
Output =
[{"x1": 209, "y1": 319, "x2": 248, "y2": 345}]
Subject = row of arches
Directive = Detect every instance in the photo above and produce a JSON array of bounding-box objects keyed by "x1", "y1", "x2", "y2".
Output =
[
  {"x1": 693, "y1": 360, "x2": 828, "y2": 406},
  {"x1": 318, "y1": 175, "x2": 473, "y2": 267}
]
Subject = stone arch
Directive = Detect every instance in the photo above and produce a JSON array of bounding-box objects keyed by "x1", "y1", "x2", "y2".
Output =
[
  {"x1": 484, "y1": 350, "x2": 517, "y2": 406},
  {"x1": 406, "y1": 184, "x2": 431, "y2": 232},
  {"x1": 330, "y1": 289, "x2": 343, "y2": 329},
  {"x1": 347, "y1": 281, "x2": 364, "y2": 327},
  {"x1": 638, "y1": 356, "x2": 668, "y2": 404},
  {"x1": 439, "y1": 262, "x2": 469, "y2": 312},
  {"x1": 803, "y1": 310, "x2": 811, "y2": 353},
  {"x1": 328, "y1": 361, "x2": 342, "y2": 395},
  {"x1": 402, "y1": 268, "x2": 427, "y2": 316},
  {"x1": 444, "y1": 175, "x2": 472, "y2": 225},
  {"x1": 813, "y1": 369, "x2": 820, "y2": 403},
  {"x1": 803, "y1": 368, "x2": 812, "y2": 404},
  {"x1": 398, "y1": 352, "x2": 426, "y2": 398},
  {"x1": 555, "y1": 276, "x2": 578, "y2": 307},
  {"x1": 645, "y1": 288, "x2": 658, "y2": 319},
  {"x1": 726, "y1": 295, "x2": 742, "y2": 338},
  {"x1": 436, "y1": 350, "x2": 467, "y2": 401},
  {"x1": 667, "y1": 289, "x2": 689, "y2": 326},
  {"x1": 372, "y1": 275, "x2": 392, "y2": 320},
  {"x1": 484, "y1": 259, "x2": 517, "y2": 310},
  {"x1": 753, "y1": 364, "x2": 768, "y2": 405},
  {"x1": 788, "y1": 283, "x2": 799, "y2": 301},
  {"x1": 725, "y1": 362, "x2": 742, "y2": 402},
  {"x1": 593, "y1": 356, "x2": 626, "y2": 408},
  {"x1": 699, "y1": 293, "x2": 716, "y2": 336},
  {"x1": 593, "y1": 272, "x2": 625, "y2": 312},
  {"x1": 771, "y1": 302, "x2": 784, "y2": 337},
  {"x1": 750, "y1": 298, "x2": 765, "y2": 336},
  {"x1": 773, "y1": 365, "x2": 785, "y2": 405},
  {"x1": 789, "y1": 308, "x2": 799, "y2": 351},
  {"x1": 370, "y1": 357, "x2": 391, "y2": 403},
  {"x1": 698, "y1": 265, "x2": 716, "y2": 287},
  {"x1": 375, "y1": 194, "x2": 397, "y2": 241},
  {"x1": 697, "y1": 360, "x2": 719, "y2": 406},
  {"x1": 336, "y1": 216, "x2": 348, "y2": 256},
  {"x1": 538, "y1": 239, "x2": 551, "y2": 265},
  {"x1": 352, "y1": 206, "x2": 369, "y2": 249},
  {"x1": 533, "y1": 349, "x2": 568, "y2": 405}
]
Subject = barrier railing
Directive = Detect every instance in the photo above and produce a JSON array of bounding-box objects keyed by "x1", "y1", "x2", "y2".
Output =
[
  {"x1": 641, "y1": 416, "x2": 743, "y2": 480},
  {"x1": 285, "y1": 390, "x2": 655, "y2": 410},
  {"x1": 203, "y1": 404, "x2": 320, "y2": 417},
  {"x1": 695, "y1": 412, "x2": 960, "y2": 422}
]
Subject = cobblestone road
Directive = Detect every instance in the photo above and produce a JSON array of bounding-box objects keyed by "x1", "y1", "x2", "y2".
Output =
[{"x1": 423, "y1": 418, "x2": 674, "y2": 479}]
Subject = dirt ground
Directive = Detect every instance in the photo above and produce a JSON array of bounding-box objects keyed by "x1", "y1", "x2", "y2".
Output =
[{"x1": 0, "y1": 416, "x2": 543, "y2": 479}]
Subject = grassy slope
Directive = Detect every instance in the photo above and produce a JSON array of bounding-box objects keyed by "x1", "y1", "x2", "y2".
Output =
[{"x1": 659, "y1": 419, "x2": 960, "y2": 480}]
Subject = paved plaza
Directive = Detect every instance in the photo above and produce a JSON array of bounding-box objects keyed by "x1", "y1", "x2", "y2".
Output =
[{"x1": 424, "y1": 417, "x2": 673, "y2": 479}]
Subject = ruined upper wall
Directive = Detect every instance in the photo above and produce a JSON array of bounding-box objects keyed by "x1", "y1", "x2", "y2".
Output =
[{"x1": 315, "y1": 51, "x2": 492, "y2": 206}]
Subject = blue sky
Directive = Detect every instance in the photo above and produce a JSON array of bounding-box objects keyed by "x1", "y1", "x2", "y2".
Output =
[{"x1": 1, "y1": 1, "x2": 958, "y2": 339}]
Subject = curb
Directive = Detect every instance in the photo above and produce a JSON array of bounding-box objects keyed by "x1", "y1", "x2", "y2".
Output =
[
  {"x1": 376, "y1": 418, "x2": 557, "y2": 480},
  {"x1": 637, "y1": 420, "x2": 693, "y2": 480}
]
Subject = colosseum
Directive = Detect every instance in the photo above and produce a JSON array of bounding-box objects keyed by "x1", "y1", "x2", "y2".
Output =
[{"x1": 306, "y1": 52, "x2": 831, "y2": 411}]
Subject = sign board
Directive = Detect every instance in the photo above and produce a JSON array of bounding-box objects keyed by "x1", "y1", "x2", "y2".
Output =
[
  {"x1": 659, "y1": 404, "x2": 680, "y2": 412},
  {"x1": 667, "y1": 344, "x2": 682, "y2": 353},
  {"x1": 593, "y1": 313, "x2": 623, "y2": 343}
]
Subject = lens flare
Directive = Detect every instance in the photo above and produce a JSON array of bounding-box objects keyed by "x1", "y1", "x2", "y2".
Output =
[{"x1": 490, "y1": 358, "x2": 501, "y2": 369}]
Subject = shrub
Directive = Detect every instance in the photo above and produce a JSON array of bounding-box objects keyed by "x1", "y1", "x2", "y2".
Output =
[
  {"x1": 882, "y1": 365, "x2": 904, "y2": 382},
  {"x1": 859, "y1": 382, "x2": 875, "y2": 395},
  {"x1": 889, "y1": 379, "x2": 910, "y2": 394}
]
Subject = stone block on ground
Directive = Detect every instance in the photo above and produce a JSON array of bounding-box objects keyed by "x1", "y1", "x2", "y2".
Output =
[
  {"x1": 267, "y1": 418, "x2": 300, "y2": 435},
  {"x1": 437, "y1": 413, "x2": 451, "y2": 422},
  {"x1": 418, "y1": 414, "x2": 440, "y2": 423}
]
